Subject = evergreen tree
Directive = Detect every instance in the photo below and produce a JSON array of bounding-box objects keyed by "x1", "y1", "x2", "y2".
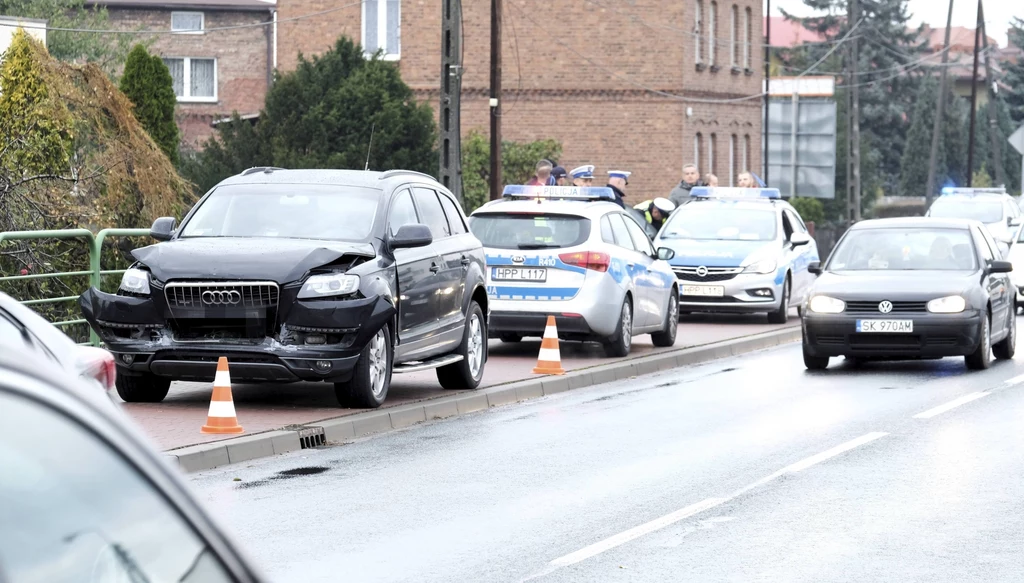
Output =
[
  {"x1": 120, "y1": 44, "x2": 180, "y2": 165},
  {"x1": 182, "y1": 36, "x2": 437, "y2": 194},
  {"x1": 943, "y1": 93, "x2": 969, "y2": 188},
  {"x1": 1004, "y1": 18, "x2": 1024, "y2": 126},
  {"x1": 900, "y1": 78, "x2": 941, "y2": 196}
]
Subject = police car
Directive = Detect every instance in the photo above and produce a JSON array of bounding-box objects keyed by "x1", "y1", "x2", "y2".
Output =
[
  {"x1": 926, "y1": 187, "x2": 1022, "y2": 252},
  {"x1": 653, "y1": 187, "x2": 819, "y2": 323},
  {"x1": 468, "y1": 186, "x2": 680, "y2": 357}
]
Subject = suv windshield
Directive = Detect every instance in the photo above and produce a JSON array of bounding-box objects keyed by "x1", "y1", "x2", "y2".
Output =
[
  {"x1": 928, "y1": 198, "x2": 1003, "y2": 223},
  {"x1": 660, "y1": 205, "x2": 777, "y2": 241},
  {"x1": 180, "y1": 184, "x2": 380, "y2": 241},
  {"x1": 468, "y1": 213, "x2": 591, "y2": 249},
  {"x1": 828, "y1": 228, "x2": 977, "y2": 271}
]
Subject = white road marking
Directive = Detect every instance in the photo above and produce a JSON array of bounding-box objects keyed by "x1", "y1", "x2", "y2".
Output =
[
  {"x1": 913, "y1": 392, "x2": 990, "y2": 419},
  {"x1": 1004, "y1": 373, "x2": 1024, "y2": 386},
  {"x1": 535, "y1": 432, "x2": 888, "y2": 577}
]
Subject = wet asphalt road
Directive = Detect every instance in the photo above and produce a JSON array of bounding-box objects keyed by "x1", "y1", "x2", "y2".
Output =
[{"x1": 191, "y1": 339, "x2": 1024, "y2": 583}]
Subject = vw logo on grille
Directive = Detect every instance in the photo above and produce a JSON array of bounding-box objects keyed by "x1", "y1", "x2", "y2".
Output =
[
  {"x1": 696, "y1": 266, "x2": 709, "y2": 277},
  {"x1": 511, "y1": 255, "x2": 525, "y2": 264},
  {"x1": 202, "y1": 290, "x2": 242, "y2": 306},
  {"x1": 878, "y1": 300, "x2": 893, "y2": 314}
]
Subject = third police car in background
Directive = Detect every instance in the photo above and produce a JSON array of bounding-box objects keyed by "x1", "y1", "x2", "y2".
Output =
[
  {"x1": 926, "y1": 187, "x2": 1021, "y2": 255},
  {"x1": 653, "y1": 187, "x2": 819, "y2": 324},
  {"x1": 468, "y1": 186, "x2": 679, "y2": 357}
]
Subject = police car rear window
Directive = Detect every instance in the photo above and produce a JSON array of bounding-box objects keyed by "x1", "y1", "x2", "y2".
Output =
[
  {"x1": 468, "y1": 213, "x2": 591, "y2": 250},
  {"x1": 928, "y1": 199, "x2": 1002, "y2": 224}
]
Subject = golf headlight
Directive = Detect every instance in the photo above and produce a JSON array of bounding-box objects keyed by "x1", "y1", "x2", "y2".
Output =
[
  {"x1": 808, "y1": 295, "x2": 845, "y2": 314},
  {"x1": 927, "y1": 295, "x2": 966, "y2": 314},
  {"x1": 298, "y1": 273, "x2": 360, "y2": 299},
  {"x1": 119, "y1": 268, "x2": 151, "y2": 295},
  {"x1": 743, "y1": 260, "x2": 777, "y2": 274}
]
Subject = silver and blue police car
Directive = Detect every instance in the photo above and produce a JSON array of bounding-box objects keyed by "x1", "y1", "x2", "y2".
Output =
[
  {"x1": 653, "y1": 187, "x2": 819, "y2": 323},
  {"x1": 925, "y1": 187, "x2": 1022, "y2": 254},
  {"x1": 468, "y1": 185, "x2": 680, "y2": 357}
]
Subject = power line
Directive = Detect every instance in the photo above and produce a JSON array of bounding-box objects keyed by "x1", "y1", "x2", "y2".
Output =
[
  {"x1": 794, "y1": 18, "x2": 864, "y2": 79},
  {"x1": 6, "y1": 1, "x2": 365, "y2": 35}
]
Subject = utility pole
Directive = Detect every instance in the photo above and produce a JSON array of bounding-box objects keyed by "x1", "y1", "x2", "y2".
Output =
[
  {"x1": 489, "y1": 0, "x2": 503, "y2": 201},
  {"x1": 850, "y1": 0, "x2": 861, "y2": 221},
  {"x1": 979, "y1": 1, "x2": 1006, "y2": 186},
  {"x1": 763, "y1": 0, "x2": 770, "y2": 185},
  {"x1": 439, "y1": 0, "x2": 464, "y2": 204},
  {"x1": 925, "y1": 0, "x2": 956, "y2": 209},
  {"x1": 845, "y1": 59, "x2": 854, "y2": 223},
  {"x1": 966, "y1": 0, "x2": 982, "y2": 186}
]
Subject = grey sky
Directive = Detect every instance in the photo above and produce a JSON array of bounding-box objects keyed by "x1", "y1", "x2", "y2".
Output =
[{"x1": 768, "y1": 0, "x2": 1021, "y2": 47}]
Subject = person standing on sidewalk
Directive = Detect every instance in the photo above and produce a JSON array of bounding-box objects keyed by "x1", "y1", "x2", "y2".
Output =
[
  {"x1": 669, "y1": 164, "x2": 705, "y2": 207},
  {"x1": 606, "y1": 170, "x2": 631, "y2": 208},
  {"x1": 570, "y1": 165, "x2": 596, "y2": 187},
  {"x1": 527, "y1": 159, "x2": 553, "y2": 186}
]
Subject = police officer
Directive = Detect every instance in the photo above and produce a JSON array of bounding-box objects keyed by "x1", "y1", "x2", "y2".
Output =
[
  {"x1": 605, "y1": 170, "x2": 630, "y2": 208},
  {"x1": 570, "y1": 165, "x2": 596, "y2": 187},
  {"x1": 633, "y1": 197, "x2": 676, "y2": 233},
  {"x1": 551, "y1": 166, "x2": 568, "y2": 186}
]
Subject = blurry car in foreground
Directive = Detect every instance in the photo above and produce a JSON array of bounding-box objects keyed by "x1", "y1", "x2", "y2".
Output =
[
  {"x1": 801, "y1": 218, "x2": 1014, "y2": 370},
  {"x1": 0, "y1": 292, "x2": 116, "y2": 406},
  {"x1": 0, "y1": 348, "x2": 265, "y2": 582}
]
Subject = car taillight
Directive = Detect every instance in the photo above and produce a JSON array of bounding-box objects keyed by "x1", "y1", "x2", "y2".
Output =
[
  {"x1": 77, "y1": 347, "x2": 117, "y2": 392},
  {"x1": 558, "y1": 251, "x2": 611, "y2": 272}
]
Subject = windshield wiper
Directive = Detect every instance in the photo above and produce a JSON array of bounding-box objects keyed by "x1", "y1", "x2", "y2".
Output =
[{"x1": 517, "y1": 243, "x2": 561, "y2": 249}]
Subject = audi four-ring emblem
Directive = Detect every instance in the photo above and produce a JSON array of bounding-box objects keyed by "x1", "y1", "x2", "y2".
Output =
[{"x1": 202, "y1": 290, "x2": 242, "y2": 305}]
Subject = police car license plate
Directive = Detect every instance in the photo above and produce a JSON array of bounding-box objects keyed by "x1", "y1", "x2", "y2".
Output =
[
  {"x1": 681, "y1": 285, "x2": 725, "y2": 297},
  {"x1": 856, "y1": 320, "x2": 913, "y2": 333},
  {"x1": 492, "y1": 267, "x2": 547, "y2": 282}
]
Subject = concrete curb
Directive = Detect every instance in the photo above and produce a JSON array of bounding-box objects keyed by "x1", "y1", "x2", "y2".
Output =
[{"x1": 165, "y1": 326, "x2": 801, "y2": 473}]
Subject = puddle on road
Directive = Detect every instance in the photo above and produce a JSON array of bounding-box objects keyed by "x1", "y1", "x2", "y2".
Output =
[{"x1": 235, "y1": 466, "x2": 330, "y2": 489}]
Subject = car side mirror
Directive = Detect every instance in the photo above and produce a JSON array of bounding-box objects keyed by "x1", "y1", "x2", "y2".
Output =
[
  {"x1": 150, "y1": 217, "x2": 176, "y2": 242},
  {"x1": 1009, "y1": 217, "x2": 1021, "y2": 227},
  {"x1": 988, "y1": 260, "x2": 1013, "y2": 274},
  {"x1": 807, "y1": 261, "x2": 822, "y2": 275},
  {"x1": 657, "y1": 247, "x2": 675, "y2": 261},
  {"x1": 390, "y1": 224, "x2": 433, "y2": 250},
  {"x1": 790, "y1": 232, "x2": 811, "y2": 247}
]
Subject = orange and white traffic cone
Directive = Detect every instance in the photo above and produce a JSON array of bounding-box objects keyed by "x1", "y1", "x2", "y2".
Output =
[
  {"x1": 532, "y1": 316, "x2": 566, "y2": 375},
  {"x1": 201, "y1": 357, "x2": 244, "y2": 434}
]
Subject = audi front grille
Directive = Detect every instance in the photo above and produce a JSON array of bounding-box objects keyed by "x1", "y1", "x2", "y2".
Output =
[{"x1": 164, "y1": 281, "x2": 280, "y2": 309}]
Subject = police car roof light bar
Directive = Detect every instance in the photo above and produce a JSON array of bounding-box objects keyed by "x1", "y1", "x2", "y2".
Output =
[
  {"x1": 502, "y1": 185, "x2": 616, "y2": 202},
  {"x1": 940, "y1": 186, "x2": 1007, "y2": 196},
  {"x1": 689, "y1": 187, "x2": 781, "y2": 200}
]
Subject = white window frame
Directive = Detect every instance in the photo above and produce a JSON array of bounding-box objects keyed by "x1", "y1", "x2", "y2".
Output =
[
  {"x1": 708, "y1": 1, "x2": 717, "y2": 66},
  {"x1": 362, "y1": 0, "x2": 401, "y2": 61},
  {"x1": 694, "y1": 0, "x2": 703, "y2": 64},
  {"x1": 170, "y1": 11, "x2": 204, "y2": 34},
  {"x1": 744, "y1": 7, "x2": 752, "y2": 69},
  {"x1": 163, "y1": 57, "x2": 218, "y2": 103},
  {"x1": 730, "y1": 5, "x2": 738, "y2": 67},
  {"x1": 729, "y1": 134, "x2": 736, "y2": 186}
]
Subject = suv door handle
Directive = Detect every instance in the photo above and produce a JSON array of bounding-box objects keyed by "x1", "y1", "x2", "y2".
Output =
[
  {"x1": 460, "y1": 255, "x2": 471, "y2": 266},
  {"x1": 430, "y1": 262, "x2": 440, "y2": 273}
]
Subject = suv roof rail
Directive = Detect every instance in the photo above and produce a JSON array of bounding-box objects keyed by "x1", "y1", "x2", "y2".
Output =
[
  {"x1": 240, "y1": 166, "x2": 285, "y2": 176},
  {"x1": 378, "y1": 169, "x2": 437, "y2": 181}
]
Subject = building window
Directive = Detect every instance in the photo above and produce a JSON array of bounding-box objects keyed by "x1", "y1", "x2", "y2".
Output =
[
  {"x1": 744, "y1": 7, "x2": 752, "y2": 69},
  {"x1": 162, "y1": 57, "x2": 217, "y2": 102},
  {"x1": 694, "y1": 1, "x2": 703, "y2": 64},
  {"x1": 729, "y1": 134, "x2": 737, "y2": 186},
  {"x1": 743, "y1": 134, "x2": 750, "y2": 173},
  {"x1": 709, "y1": 133, "x2": 717, "y2": 177},
  {"x1": 708, "y1": 1, "x2": 717, "y2": 66},
  {"x1": 730, "y1": 5, "x2": 739, "y2": 67},
  {"x1": 695, "y1": 132, "x2": 703, "y2": 170},
  {"x1": 170, "y1": 11, "x2": 203, "y2": 33},
  {"x1": 363, "y1": 0, "x2": 401, "y2": 60}
]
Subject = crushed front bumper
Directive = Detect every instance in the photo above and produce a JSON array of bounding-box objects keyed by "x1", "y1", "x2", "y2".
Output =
[{"x1": 79, "y1": 287, "x2": 395, "y2": 383}]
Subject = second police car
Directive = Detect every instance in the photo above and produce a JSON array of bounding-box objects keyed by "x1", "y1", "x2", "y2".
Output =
[
  {"x1": 653, "y1": 187, "x2": 819, "y2": 323},
  {"x1": 926, "y1": 187, "x2": 1022, "y2": 254},
  {"x1": 467, "y1": 186, "x2": 680, "y2": 357}
]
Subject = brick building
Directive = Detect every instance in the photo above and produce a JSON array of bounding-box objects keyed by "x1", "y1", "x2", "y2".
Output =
[
  {"x1": 275, "y1": 0, "x2": 764, "y2": 203},
  {"x1": 86, "y1": 0, "x2": 276, "y2": 148}
]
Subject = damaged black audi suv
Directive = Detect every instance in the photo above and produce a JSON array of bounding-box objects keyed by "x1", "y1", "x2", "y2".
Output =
[{"x1": 80, "y1": 168, "x2": 489, "y2": 408}]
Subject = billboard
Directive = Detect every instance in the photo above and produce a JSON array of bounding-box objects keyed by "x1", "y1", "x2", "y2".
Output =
[{"x1": 763, "y1": 77, "x2": 837, "y2": 199}]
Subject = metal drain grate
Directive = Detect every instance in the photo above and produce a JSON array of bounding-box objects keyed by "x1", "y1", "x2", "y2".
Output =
[{"x1": 297, "y1": 426, "x2": 326, "y2": 449}]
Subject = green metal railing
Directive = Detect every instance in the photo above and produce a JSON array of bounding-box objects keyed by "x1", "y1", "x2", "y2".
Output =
[{"x1": 0, "y1": 228, "x2": 151, "y2": 345}]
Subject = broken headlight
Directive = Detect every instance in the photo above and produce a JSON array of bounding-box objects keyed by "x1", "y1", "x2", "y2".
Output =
[{"x1": 119, "y1": 267, "x2": 151, "y2": 295}]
